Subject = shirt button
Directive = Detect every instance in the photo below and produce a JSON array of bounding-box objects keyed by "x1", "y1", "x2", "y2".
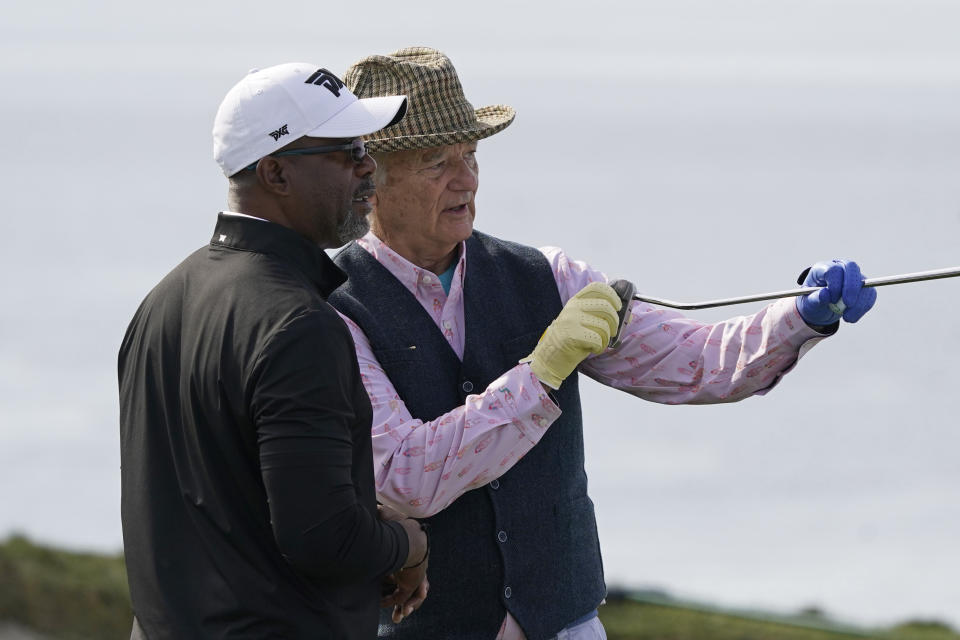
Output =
[
  {"x1": 443, "y1": 320, "x2": 452, "y2": 329},
  {"x1": 423, "y1": 275, "x2": 432, "y2": 283},
  {"x1": 504, "y1": 586, "x2": 512, "y2": 599},
  {"x1": 490, "y1": 479, "x2": 500, "y2": 490},
  {"x1": 462, "y1": 380, "x2": 474, "y2": 393},
  {"x1": 498, "y1": 530, "x2": 507, "y2": 542}
]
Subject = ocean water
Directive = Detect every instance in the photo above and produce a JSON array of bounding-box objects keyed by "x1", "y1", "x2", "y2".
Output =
[{"x1": 1, "y1": 0, "x2": 958, "y2": 629}]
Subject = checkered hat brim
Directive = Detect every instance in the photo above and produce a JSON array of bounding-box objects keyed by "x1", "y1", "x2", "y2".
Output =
[{"x1": 345, "y1": 47, "x2": 516, "y2": 153}]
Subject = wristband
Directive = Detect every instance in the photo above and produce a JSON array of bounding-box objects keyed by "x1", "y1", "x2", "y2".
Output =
[{"x1": 403, "y1": 521, "x2": 430, "y2": 569}]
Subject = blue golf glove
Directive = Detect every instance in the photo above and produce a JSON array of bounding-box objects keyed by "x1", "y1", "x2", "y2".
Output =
[{"x1": 795, "y1": 259, "x2": 877, "y2": 327}]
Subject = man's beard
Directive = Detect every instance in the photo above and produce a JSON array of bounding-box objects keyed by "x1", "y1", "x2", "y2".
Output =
[{"x1": 335, "y1": 205, "x2": 370, "y2": 245}]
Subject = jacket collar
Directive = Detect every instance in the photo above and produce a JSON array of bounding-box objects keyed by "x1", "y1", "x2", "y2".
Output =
[{"x1": 210, "y1": 212, "x2": 347, "y2": 296}]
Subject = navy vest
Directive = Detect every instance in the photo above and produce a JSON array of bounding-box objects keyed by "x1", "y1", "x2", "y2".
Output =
[{"x1": 330, "y1": 232, "x2": 606, "y2": 640}]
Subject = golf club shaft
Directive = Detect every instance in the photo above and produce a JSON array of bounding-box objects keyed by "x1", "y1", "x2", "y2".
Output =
[{"x1": 632, "y1": 266, "x2": 960, "y2": 310}]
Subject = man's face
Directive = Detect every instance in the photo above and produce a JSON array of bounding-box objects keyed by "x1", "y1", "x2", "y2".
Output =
[
  {"x1": 280, "y1": 136, "x2": 377, "y2": 248},
  {"x1": 370, "y1": 142, "x2": 479, "y2": 260}
]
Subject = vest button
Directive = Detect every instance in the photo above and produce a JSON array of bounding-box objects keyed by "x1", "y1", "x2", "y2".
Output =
[
  {"x1": 497, "y1": 530, "x2": 507, "y2": 543},
  {"x1": 504, "y1": 586, "x2": 512, "y2": 599},
  {"x1": 462, "y1": 380, "x2": 474, "y2": 393},
  {"x1": 489, "y1": 479, "x2": 500, "y2": 490}
]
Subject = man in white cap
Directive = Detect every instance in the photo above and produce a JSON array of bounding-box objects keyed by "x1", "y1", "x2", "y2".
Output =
[
  {"x1": 328, "y1": 47, "x2": 878, "y2": 639},
  {"x1": 118, "y1": 62, "x2": 427, "y2": 639}
]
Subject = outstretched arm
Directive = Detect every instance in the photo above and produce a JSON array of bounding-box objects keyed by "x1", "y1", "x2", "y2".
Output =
[{"x1": 544, "y1": 247, "x2": 850, "y2": 404}]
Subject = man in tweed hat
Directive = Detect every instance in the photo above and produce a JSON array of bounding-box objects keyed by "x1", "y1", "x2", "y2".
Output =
[{"x1": 328, "y1": 47, "x2": 877, "y2": 640}]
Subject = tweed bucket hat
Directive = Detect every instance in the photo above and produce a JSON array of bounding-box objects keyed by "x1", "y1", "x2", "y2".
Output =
[{"x1": 344, "y1": 46, "x2": 515, "y2": 152}]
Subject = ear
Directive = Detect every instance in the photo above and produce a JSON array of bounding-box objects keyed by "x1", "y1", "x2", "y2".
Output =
[{"x1": 256, "y1": 157, "x2": 292, "y2": 196}]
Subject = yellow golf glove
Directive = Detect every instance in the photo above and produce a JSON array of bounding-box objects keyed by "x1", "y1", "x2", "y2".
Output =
[{"x1": 521, "y1": 282, "x2": 622, "y2": 389}]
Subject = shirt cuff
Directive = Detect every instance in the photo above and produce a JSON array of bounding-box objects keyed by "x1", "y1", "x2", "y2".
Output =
[
  {"x1": 771, "y1": 297, "x2": 832, "y2": 359},
  {"x1": 497, "y1": 363, "x2": 562, "y2": 444}
]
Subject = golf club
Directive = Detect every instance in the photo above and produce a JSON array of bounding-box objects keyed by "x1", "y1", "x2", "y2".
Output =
[{"x1": 625, "y1": 265, "x2": 960, "y2": 311}]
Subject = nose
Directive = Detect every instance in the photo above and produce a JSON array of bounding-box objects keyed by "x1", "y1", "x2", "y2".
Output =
[
  {"x1": 355, "y1": 150, "x2": 376, "y2": 177},
  {"x1": 449, "y1": 155, "x2": 478, "y2": 192}
]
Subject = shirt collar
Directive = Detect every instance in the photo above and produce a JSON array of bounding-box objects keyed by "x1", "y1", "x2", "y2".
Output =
[
  {"x1": 221, "y1": 210, "x2": 268, "y2": 222},
  {"x1": 211, "y1": 212, "x2": 346, "y2": 296},
  {"x1": 355, "y1": 231, "x2": 467, "y2": 294}
]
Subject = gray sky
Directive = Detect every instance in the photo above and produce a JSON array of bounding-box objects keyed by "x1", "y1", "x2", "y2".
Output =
[{"x1": 2, "y1": 0, "x2": 959, "y2": 630}]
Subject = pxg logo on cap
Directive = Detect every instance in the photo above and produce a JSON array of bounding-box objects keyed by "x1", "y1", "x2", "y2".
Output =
[
  {"x1": 212, "y1": 63, "x2": 407, "y2": 177},
  {"x1": 305, "y1": 68, "x2": 345, "y2": 96}
]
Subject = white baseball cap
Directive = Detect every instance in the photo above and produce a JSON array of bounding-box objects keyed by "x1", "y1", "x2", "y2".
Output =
[{"x1": 213, "y1": 63, "x2": 407, "y2": 176}]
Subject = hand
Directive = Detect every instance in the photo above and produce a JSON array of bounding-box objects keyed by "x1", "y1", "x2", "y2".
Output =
[
  {"x1": 378, "y1": 503, "x2": 405, "y2": 522},
  {"x1": 796, "y1": 259, "x2": 877, "y2": 326},
  {"x1": 380, "y1": 515, "x2": 430, "y2": 623},
  {"x1": 522, "y1": 282, "x2": 621, "y2": 389},
  {"x1": 381, "y1": 565, "x2": 429, "y2": 623}
]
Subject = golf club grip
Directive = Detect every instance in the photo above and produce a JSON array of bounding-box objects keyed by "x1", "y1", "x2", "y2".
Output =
[{"x1": 608, "y1": 279, "x2": 636, "y2": 348}]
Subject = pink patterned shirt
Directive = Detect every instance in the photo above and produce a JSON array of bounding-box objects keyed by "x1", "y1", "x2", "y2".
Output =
[
  {"x1": 338, "y1": 231, "x2": 825, "y2": 517},
  {"x1": 337, "y1": 231, "x2": 825, "y2": 639}
]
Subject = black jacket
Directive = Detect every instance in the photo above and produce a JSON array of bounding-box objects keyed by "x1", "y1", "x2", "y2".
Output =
[{"x1": 118, "y1": 213, "x2": 407, "y2": 639}]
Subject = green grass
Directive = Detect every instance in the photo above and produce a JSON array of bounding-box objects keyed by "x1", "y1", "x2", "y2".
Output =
[
  {"x1": 0, "y1": 535, "x2": 957, "y2": 640},
  {"x1": 0, "y1": 535, "x2": 132, "y2": 640},
  {"x1": 599, "y1": 595, "x2": 960, "y2": 640}
]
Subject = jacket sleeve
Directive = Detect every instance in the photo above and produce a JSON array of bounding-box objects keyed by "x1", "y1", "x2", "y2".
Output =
[{"x1": 250, "y1": 308, "x2": 408, "y2": 583}]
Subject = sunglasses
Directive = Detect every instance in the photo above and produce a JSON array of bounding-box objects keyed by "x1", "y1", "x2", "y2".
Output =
[{"x1": 244, "y1": 138, "x2": 367, "y2": 171}]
